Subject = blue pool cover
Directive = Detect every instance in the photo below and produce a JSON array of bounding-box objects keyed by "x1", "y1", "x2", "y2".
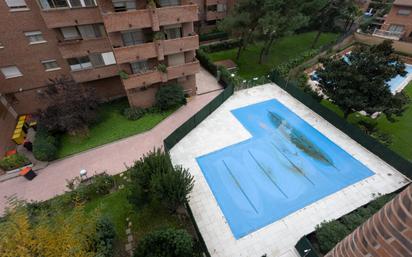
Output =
[{"x1": 196, "y1": 99, "x2": 374, "y2": 239}]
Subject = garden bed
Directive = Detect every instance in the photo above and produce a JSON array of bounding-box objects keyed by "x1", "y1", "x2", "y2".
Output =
[{"x1": 57, "y1": 98, "x2": 174, "y2": 158}]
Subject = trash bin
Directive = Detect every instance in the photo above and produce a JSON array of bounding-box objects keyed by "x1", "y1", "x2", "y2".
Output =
[{"x1": 20, "y1": 167, "x2": 36, "y2": 180}]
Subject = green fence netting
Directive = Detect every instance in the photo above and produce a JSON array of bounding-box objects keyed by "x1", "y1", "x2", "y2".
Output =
[{"x1": 295, "y1": 236, "x2": 321, "y2": 257}]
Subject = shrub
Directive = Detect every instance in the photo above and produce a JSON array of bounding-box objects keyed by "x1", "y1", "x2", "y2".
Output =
[
  {"x1": 94, "y1": 216, "x2": 116, "y2": 257},
  {"x1": 271, "y1": 48, "x2": 319, "y2": 78},
  {"x1": 155, "y1": 84, "x2": 186, "y2": 111},
  {"x1": 128, "y1": 149, "x2": 173, "y2": 208},
  {"x1": 0, "y1": 153, "x2": 30, "y2": 171},
  {"x1": 199, "y1": 39, "x2": 241, "y2": 53},
  {"x1": 66, "y1": 173, "x2": 115, "y2": 203},
  {"x1": 199, "y1": 31, "x2": 228, "y2": 42},
  {"x1": 196, "y1": 49, "x2": 217, "y2": 76},
  {"x1": 315, "y1": 220, "x2": 349, "y2": 253},
  {"x1": 33, "y1": 126, "x2": 58, "y2": 162},
  {"x1": 151, "y1": 166, "x2": 194, "y2": 213},
  {"x1": 133, "y1": 228, "x2": 194, "y2": 257},
  {"x1": 123, "y1": 107, "x2": 146, "y2": 120}
]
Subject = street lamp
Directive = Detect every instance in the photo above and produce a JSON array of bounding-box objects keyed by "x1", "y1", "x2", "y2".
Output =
[{"x1": 303, "y1": 249, "x2": 311, "y2": 257}]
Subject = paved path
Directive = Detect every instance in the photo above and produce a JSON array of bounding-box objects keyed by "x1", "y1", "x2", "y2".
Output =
[{"x1": 0, "y1": 77, "x2": 221, "y2": 214}]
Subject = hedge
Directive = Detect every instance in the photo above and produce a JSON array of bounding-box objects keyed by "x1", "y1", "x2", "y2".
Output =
[{"x1": 199, "y1": 31, "x2": 229, "y2": 42}]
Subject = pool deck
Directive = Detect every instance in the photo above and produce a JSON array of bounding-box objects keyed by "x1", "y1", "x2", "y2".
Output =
[{"x1": 170, "y1": 83, "x2": 410, "y2": 257}]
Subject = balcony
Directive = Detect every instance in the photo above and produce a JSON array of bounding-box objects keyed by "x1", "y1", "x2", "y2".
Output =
[
  {"x1": 71, "y1": 65, "x2": 119, "y2": 83},
  {"x1": 40, "y1": 7, "x2": 102, "y2": 29},
  {"x1": 122, "y1": 60, "x2": 200, "y2": 90},
  {"x1": 206, "y1": 11, "x2": 226, "y2": 21},
  {"x1": 206, "y1": 0, "x2": 227, "y2": 5},
  {"x1": 58, "y1": 38, "x2": 112, "y2": 59},
  {"x1": 113, "y1": 35, "x2": 199, "y2": 64},
  {"x1": 103, "y1": 5, "x2": 198, "y2": 32},
  {"x1": 372, "y1": 28, "x2": 404, "y2": 41}
]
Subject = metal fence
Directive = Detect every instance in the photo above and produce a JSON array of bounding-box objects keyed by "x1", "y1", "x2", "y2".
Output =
[{"x1": 269, "y1": 71, "x2": 412, "y2": 179}]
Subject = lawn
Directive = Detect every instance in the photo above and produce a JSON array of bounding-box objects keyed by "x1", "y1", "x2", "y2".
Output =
[
  {"x1": 207, "y1": 32, "x2": 339, "y2": 78},
  {"x1": 84, "y1": 188, "x2": 187, "y2": 256},
  {"x1": 57, "y1": 98, "x2": 173, "y2": 158},
  {"x1": 321, "y1": 83, "x2": 412, "y2": 161}
]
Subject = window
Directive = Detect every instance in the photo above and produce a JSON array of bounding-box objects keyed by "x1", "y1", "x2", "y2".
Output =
[
  {"x1": 25, "y1": 31, "x2": 46, "y2": 44},
  {"x1": 217, "y1": 4, "x2": 226, "y2": 12},
  {"x1": 42, "y1": 59, "x2": 60, "y2": 71},
  {"x1": 101, "y1": 52, "x2": 116, "y2": 65},
  {"x1": 60, "y1": 26, "x2": 81, "y2": 40},
  {"x1": 89, "y1": 53, "x2": 105, "y2": 67},
  {"x1": 388, "y1": 24, "x2": 405, "y2": 33},
  {"x1": 121, "y1": 30, "x2": 147, "y2": 46},
  {"x1": 158, "y1": 0, "x2": 179, "y2": 7},
  {"x1": 78, "y1": 24, "x2": 105, "y2": 39},
  {"x1": 5, "y1": 0, "x2": 27, "y2": 10},
  {"x1": 131, "y1": 60, "x2": 149, "y2": 74},
  {"x1": 164, "y1": 25, "x2": 181, "y2": 40},
  {"x1": 1, "y1": 66, "x2": 22, "y2": 79},
  {"x1": 113, "y1": 0, "x2": 136, "y2": 12},
  {"x1": 38, "y1": 0, "x2": 96, "y2": 9},
  {"x1": 397, "y1": 9, "x2": 411, "y2": 16},
  {"x1": 67, "y1": 56, "x2": 92, "y2": 71},
  {"x1": 38, "y1": 0, "x2": 68, "y2": 9}
]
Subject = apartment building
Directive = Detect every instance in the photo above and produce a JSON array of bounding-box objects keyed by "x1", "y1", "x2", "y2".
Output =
[
  {"x1": 0, "y1": 0, "x2": 201, "y2": 155},
  {"x1": 325, "y1": 184, "x2": 412, "y2": 257},
  {"x1": 193, "y1": 0, "x2": 235, "y2": 33},
  {"x1": 373, "y1": 0, "x2": 412, "y2": 41}
]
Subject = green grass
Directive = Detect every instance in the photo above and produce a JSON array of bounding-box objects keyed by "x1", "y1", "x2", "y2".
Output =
[
  {"x1": 57, "y1": 98, "x2": 173, "y2": 158},
  {"x1": 321, "y1": 83, "x2": 412, "y2": 161},
  {"x1": 84, "y1": 189, "x2": 186, "y2": 256},
  {"x1": 208, "y1": 32, "x2": 339, "y2": 78}
]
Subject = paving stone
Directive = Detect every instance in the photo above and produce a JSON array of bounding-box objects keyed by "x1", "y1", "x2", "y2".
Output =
[
  {"x1": 126, "y1": 228, "x2": 131, "y2": 234},
  {"x1": 125, "y1": 243, "x2": 132, "y2": 252},
  {"x1": 128, "y1": 235, "x2": 133, "y2": 242}
]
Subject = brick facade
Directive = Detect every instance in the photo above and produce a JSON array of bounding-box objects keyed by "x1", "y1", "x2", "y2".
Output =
[
  {"x1": 379, "y1": 0, "x2": 412, "y2": 42},
  {"x1": 325, "y1": 185, "x2": 412, "y2": 257}
]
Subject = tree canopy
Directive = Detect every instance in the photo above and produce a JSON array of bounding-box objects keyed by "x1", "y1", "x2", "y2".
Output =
[{"x1": 317, "y1": 40, "x2": 410, "y2": 120}]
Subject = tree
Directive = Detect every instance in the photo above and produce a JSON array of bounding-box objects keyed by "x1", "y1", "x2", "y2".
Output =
[
  {"x1": 133, "y1": 228, "x2": 193, "y2": 257},
  {"x1": 151, "y1": 166, "x2": 194, "y2": 213},
  {"x1": 0, "y1": 202, "x2": 101, "y2": 257},
  {"x1": 218, "y1": 0, "x2": 265, "y2": 60},
  {"x1": 316, "y1": 40, "x2": 409, "y2": 120},
  {"x1": 307, "y1": 0, "x2": 359, "y2": 48},
  {"x1": 38, "y1": 76, "x2": 99, "y2": 135},
  {"x1": 256, "y1": 0, "x2": 308, "y2": 63}
]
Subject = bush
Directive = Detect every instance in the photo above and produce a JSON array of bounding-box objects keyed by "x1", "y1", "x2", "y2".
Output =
[
  {"x1": 128, "y1": 149, "x2": 173, "y2": 208},
  {"x1": 33, "y1": 126, "x2": 58, "y2": 161},
  {"x1": 271, "y1": 48, "x2": 319, "y2": 78},
  {"x1": 66, "y1": 173, "x2": 115, "y2": 203},
  {"x1": 123, "y1": 107, "x2": 146, "y2": 120},
  {"x1": 0, "y1": 153, "x2": 30, "y2": 171},
  {"x1": 133, "y1": 228, "x2": 194, "y2": 257},
  {"x1": 196, "y1": 49, "x2": 217, "y2": 76},
  {"x1": 199, "y1": 31, "x2": 228, "y2": 42},
  {"x1": 94, "y1": 216, "x2": 116, "y2": 257},
  {"x1": 199, "y1": 39, "x2": 241, "y2": 53},
  {"x1": 151, "y1": 166, "x2": 194, "y2": 213},
  {"x1": 315, "y1": 220, "x2": 349, "y2": 253},
  {"x1": 155, "y1": 84, "x2": 186, "y2": 111}
]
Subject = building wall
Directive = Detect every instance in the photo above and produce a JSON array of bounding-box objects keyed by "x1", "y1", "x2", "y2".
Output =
[
  {"x1": 354, "y1": 32, "x2": 412, "y2": 55},
  {"x1": 325, "y1": 185, "x2": 412, "y2": 257},
  {"x1": 0, "y1": 1, "x2": 70, "y2": 114},
  {"x1": 381, "y1": 3, "x2": 412, "y2": 41}
]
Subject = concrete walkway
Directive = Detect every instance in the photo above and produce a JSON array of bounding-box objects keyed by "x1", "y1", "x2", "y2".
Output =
[{"x1": 0, "y1": 75, "x2": 221, "y2": 215}]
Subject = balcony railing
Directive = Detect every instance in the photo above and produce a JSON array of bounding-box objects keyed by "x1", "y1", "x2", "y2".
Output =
[
  {"x1": 113, "y1": 35, "x2": 199, "y2": 64},
  {"x1": 40, "y1": 7, "x2": 102, "y2": 29},
  {"x1": 372, "y1": 28, "x2": 404, "y2": 41},
  {"x1": 122, "y1": 60, "x2": 200, "y2": 90},
  {"x1": 58, "y1": 38, "x2": 112, "y2": 59},
  {"x1": 71, "y1": 65, "x2": 119, "y2": 83},
  {"x1": 103, "y1": 5, "x2": 198, "y2": 32}
]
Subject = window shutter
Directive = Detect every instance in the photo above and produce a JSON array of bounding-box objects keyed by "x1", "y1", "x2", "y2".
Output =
[
  {"x1": 102, "y1": 52, "x2": 116, "y2": 65},
  {"x1": 5, "y1": 0, "x2": 26, "y2": 7}
]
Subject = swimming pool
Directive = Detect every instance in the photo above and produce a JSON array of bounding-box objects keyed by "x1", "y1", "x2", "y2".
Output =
[
  {"x1": 388, "y1": 64, "x2": 412, "y2": 93},
  {"x1": 196, "y1": 99, "x2": 374, "y2": 239}
]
